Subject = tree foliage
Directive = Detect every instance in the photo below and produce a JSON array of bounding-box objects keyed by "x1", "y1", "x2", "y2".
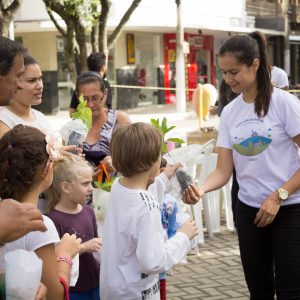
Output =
[
  {"x1": 0, "y1": 0, "x2": 21, "y2": 36},
  {"x1": 43, "y1": 0, "x2": 142, "y2": 80}
]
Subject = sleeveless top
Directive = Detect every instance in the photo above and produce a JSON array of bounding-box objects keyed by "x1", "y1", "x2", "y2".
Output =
[
  {"x1": 0, "y1": 107, "x2": 52, "y2": 134},
  {"x1": 83, "y1": 109, "x2": 118, "y2": 166}
]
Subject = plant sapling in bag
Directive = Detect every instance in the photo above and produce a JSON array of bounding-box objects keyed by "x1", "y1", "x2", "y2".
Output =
[
  {"x1": 60, "y1": 95, "x2": 92, "y2": 148},
  {"x1": 176, "y1": 167, "x2": 194, "y2": 195}
]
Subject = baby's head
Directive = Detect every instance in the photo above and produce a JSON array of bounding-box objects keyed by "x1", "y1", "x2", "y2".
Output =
[
  {"x1": 0, "y1": 125, "x2": 52, "y2": 200},
  {"x1": 45, "y1": 155, "x2": 93, "y2": 212},
  {"x1": 110, "y1": 122, "x2": 162, "y2": 177}
]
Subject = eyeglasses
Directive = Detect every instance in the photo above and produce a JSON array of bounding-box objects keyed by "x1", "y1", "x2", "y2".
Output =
[{"x1": 82, "y1": 94, "x2": 103, "y2": 103}]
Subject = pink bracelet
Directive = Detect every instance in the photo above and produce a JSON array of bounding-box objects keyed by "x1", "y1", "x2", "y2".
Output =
[{"x1": 57, "y1": 256, "x2": 73, "y2": 266}]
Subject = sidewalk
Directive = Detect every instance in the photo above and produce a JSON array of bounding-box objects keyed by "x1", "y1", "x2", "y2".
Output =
[
  {"x1": 167, "y1": 229, "x2": 248, "y2": 300},
  {"x1": 45, "y1": 103, "x2": 220, "y2": 142}
]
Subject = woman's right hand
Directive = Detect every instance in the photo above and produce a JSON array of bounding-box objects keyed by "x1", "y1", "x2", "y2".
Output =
[
  {"x1": 177, "y1": 219, "x2": 199, "y2": 240},
  {"x1": 56, "y1": 233, "x2": 82, "y2": 259},
  {"x1": 182, "y1": 184, "x2": 204, "y2": 205}
]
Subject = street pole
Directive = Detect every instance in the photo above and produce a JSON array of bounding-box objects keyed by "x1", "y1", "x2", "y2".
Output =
[
  {"x1": 175, "y1": 0, "x2": 186, "y2": 114},
  {"x1": 283, "y1": 0, "x2": 290, "y2": 76}
]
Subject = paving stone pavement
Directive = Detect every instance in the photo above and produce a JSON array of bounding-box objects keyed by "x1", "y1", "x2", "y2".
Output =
[{"x1": 167, "y1": 229, "x2": 249, "y2": 300}]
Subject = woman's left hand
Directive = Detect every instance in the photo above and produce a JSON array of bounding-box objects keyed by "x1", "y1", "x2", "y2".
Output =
[
  {"x1": 60, "y1": 144, "x2": 84, "y2": 157},
  {"x1": 102, "y1": 156, "x2": 114, "y2": 174},
  {"x1": 254, "y1": 192, "x2": 281, "y2": 227}
]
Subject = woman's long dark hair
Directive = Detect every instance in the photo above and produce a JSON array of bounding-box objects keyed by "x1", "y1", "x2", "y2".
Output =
[
  {"x1": 219, "y1": 31, "x2": 273, "y2": 117},
  {"x1": 219, "y1": 79, "x2": 238, "y2": 108}
]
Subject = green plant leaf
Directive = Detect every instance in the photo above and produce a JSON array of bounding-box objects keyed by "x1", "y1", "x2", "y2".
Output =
[
  {"x1": 150, "y1": 117, "x2": 184, "y2": 153},
  {"x1": 94, "y1": 176, "x2": 117, "y2": 192},
  {"x1": 71, "y1": 95, "x2": 92, "y2": 129},
  {"x1": 150, "y1": 118, "x2": 159, "y2": 127},
  {"x1": 161, "y1": 141, "x2": 168, "y2": 153},
  {"x1": 166, "y1": 138, "x2": 185, "y2": 144},
  {"x1": 161, "y1": 117, "x2": 168, "y2": 133},
  {"x1": 165, "y1": 125, "x2": 176, "y2": 133},
  {"x1": 94, "y1": 181, "x2": 102, "y2": 188}
]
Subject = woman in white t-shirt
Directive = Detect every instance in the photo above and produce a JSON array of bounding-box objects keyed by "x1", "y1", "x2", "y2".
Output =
[
  {"x1": 184, "y1": 31, "x2": 300, "y2": 298},
  {"x1": 0, "y1": 54, "x2": 52, "y2": 139}
]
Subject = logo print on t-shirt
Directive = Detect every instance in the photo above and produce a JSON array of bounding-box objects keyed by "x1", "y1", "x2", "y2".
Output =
[{"x1": 233, "y1": 125, "x2": 272, "y2": 157}]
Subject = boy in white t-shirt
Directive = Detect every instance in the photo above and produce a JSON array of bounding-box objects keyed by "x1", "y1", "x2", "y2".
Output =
[{"x1": 100, "y1": 122, "x2": 198, "y2": 300}]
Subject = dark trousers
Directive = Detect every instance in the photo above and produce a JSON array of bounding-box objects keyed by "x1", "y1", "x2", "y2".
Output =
[
  {"x1": 231, "y1": 168, "x2": 239, "y2": 227},
  {"x1": 236, "y1": 200, "x2": 300, "y2": 300}
]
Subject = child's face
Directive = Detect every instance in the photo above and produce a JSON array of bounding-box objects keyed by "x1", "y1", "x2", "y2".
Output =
[{"x1": 69, "y1": 167, "x2": 93, "y2": 205}]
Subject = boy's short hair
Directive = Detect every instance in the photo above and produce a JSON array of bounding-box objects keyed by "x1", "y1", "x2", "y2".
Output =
[
  {"x1": 87, "y1": 52, "x2": 106, "y2": 72},
  {"x1": 110, "y1": 122, "x2": 162, "y2": 177},
  {"x1": 160, "y1": 157, "x2": 167, "y2": 169}
]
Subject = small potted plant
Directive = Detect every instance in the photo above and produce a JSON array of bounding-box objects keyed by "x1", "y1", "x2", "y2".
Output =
[{"x1": 150, "y1": 117, "x2": 184, "y2": 154}]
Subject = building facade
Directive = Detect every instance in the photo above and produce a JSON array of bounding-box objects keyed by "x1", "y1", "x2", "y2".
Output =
[{"x1": 13, "y1": 0, "x2": 296, "y2": 111}]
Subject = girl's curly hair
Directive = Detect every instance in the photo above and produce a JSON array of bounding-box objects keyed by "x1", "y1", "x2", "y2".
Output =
[{"x1": 0, "y1": 125, "x2": 49, "y2": 200}]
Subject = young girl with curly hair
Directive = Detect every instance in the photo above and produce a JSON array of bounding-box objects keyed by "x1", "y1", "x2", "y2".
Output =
[{"x1": 0, "y1": 124, "x2": 82, "y2": 300}]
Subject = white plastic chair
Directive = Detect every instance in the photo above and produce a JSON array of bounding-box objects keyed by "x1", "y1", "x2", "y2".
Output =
[
  {"x1": 165, "y1": 143, "x2": 207, "y2": 245},
  {"x1": 220, "y1": 177, "x2": 234, "y2": 231},
  {"x1": 193, "y1": 140, "x2": 217, "y2": 238},
  {"x1": 165, "y1": 140, "x2": 216, "y2": 245},
  {"x1": 197, "y1": 151, "x2": 235, "y2": 237}
]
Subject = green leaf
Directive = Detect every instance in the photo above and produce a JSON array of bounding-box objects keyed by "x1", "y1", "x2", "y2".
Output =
[
  {"x1": 94, "y1": 176, "x2": 117, "y2": 192},
  {"x1": 165, "y1": 125, "x2": 176, "y2": 133},
  {"x1": 150, "y1": 118, "x2": 159, "y2": 128},
  {"x1": 161, "y1": 141, "x2": 168, "y2": 153},
  {"x1": 167, "y1": 138, "x2": 185, "y2": 144},
  {"x1": 161, "y1": 117, "x2": 168, "y2": 133},
  {"x1": 94, "y1": 181, "x2": 102, "y2": 188},
  {"x1": 149, "y1": 116, "x2": 183, "y2": 153},
  {"x1": 71, "y1": 95, "x2": 92, "y2": 129}
]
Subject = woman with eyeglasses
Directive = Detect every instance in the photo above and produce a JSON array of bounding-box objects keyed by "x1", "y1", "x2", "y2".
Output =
[{"x1": 75, "y1": 71, "x2": 131, "y2": 180}]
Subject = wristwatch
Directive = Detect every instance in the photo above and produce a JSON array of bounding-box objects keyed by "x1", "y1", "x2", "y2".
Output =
[{"x1": 278, "y1": 188, "x2": 289, "y2": 201}]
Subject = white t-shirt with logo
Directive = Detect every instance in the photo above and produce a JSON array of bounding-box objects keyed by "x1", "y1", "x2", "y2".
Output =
[
  {"x1": 271, "y1": 66, "x2": 289, "y2": 89},
  {"x1": 100, "y1": 174, "x2": 191, "y2": 300},
  {"x1": 217, "y1": 87, "x2": 300, "y2": 208}
]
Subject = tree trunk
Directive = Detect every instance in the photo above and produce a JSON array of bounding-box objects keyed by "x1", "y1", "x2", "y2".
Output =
[
  {"x1": 98, "y1": 0, "x2": 111, "y2": 55},
  {"x1": 91, "y1": 25, "x2": 98, "y2": 53},
  {"x1": 0, "y1": 16, "x2": 5, "y2": 36},
  {"x1": 74, "y1": 22, "x2": 87, "y2": 72},
  {"x1": 45, "y1": 6, "x2": 77, "y2": 81},
  {"x1": 107, "y1": 0, "x2": 142, "y2": 50},
  {"x1": 0, "y1": 0, "x2": 21, "y2": 36},
  {"x1": 64, "y1": 27, "x2": 77, "y2": 84}
]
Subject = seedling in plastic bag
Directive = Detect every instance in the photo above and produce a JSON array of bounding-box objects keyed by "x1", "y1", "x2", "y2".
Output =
[
  {"x1": 176, "y1": 168, "x2": 193, "y2": 194},
  {"x1": 71, "y1": 95, "x2": 92, "y2": 130}
]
